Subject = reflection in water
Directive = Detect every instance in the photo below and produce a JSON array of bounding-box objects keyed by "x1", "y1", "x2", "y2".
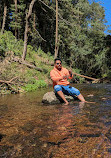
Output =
[{"x1": 0, "y1": 84, "x2": 111, "y2": 157}]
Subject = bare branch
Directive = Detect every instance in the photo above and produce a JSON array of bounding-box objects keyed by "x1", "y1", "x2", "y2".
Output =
[
  {"x1": 33, "y1": 28, "x2": 46, "y2": 42},
  {"x1": 38, "y1": 0, "x2": 75, "y2": 27}
]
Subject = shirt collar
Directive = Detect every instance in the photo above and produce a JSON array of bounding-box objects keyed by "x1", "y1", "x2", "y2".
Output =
[{"x1": 54, "y1": 66, "x2": 63, "y2": 71}]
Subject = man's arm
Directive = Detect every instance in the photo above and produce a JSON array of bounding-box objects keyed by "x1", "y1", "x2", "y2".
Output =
[
  {"x1": 62, "y1": 69, "x2": 73, "y2": 79},
  {"x1": 50, "y1": 69, "x2": 73, "y2": 82},
  {"x1": 50, "y1": 71, "x2": 63, "y2": 82}
]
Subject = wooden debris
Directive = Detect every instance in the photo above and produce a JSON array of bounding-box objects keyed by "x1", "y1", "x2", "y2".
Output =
[
  {"x1": 12, "y1": 57, "x2": 43, "y2": 72},
  {"x1": 73, "y1": 72, "x2": 100, "y2": 82},
  {"x1": 0, "y1": 77, "x2": 18, "y2": 85},
  {"x1": 0, "y1": 77, "x2": 19, "y2": 93}
]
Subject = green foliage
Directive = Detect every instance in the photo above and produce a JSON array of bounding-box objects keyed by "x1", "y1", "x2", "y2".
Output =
[
  {"x1": 22, "y1": 80, "x2": 47, "y2": 92},
  {"x1": 0, "y1": 31, "x2": 23, "y2": 56},
  {"x1": 37, "y1": 47, "x2": 47, "y2": 57},
  {"x1": 0, "y1": 0, "x2": 111, "y2": 81},
  {"x1": 107, "y1": 70, "x2": 111, "y2": 79},
  {"x1": 9, "y1": 0, "x2": 26, "y2": 38},
  {"x1": 0, "y1": 35, "x2": 7, "y2": 56},
  {"x1": 57, "y1": 0, "x2": 109, "y2": 77},
  {"x1": 36, "y1": 47, "x2": 53, "y2": 62},
  {"x1": 26, "y1": 45, "x2": 35, "y2": 61}
]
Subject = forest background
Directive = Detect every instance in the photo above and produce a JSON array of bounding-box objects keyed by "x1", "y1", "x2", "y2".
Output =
[{"x1": 0, "y1": 0, "x2": 111, "y2": 94}]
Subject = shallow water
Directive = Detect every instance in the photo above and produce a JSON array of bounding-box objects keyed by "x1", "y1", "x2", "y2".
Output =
[{"x1": 0, "y1": 84, "x2": 111, "y2": 158}]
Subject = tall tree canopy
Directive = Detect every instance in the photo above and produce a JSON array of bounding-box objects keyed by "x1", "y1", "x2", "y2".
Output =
[{"x1": 0, "y1": 0, "x2": 110, "y2": 78}]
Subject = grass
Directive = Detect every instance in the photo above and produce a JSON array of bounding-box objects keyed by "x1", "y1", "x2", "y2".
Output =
[{"x1": 22, "y1": 80, "x2": 47, "y2": 92}]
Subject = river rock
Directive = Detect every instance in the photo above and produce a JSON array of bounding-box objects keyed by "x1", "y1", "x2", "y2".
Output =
[{"x1": 42, "y1": 91, "x2": 75, "y2": 104}]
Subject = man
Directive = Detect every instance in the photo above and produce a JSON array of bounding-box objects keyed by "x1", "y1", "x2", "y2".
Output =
[{"x1": 50, "y1": 58, "x2": 86, "y2": 105}]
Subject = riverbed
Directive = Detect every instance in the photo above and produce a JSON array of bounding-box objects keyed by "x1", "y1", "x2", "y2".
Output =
[{"x1": 0, "y1": 84, "x2": 111, "y2": 158}]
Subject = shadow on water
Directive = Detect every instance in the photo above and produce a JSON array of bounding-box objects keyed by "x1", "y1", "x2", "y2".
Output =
[{"x1": 0, "y1": 84, "x2": 111, "y2": 157}]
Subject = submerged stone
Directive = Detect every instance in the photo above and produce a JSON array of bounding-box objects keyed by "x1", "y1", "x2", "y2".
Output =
[{"x1": 42, "y1": 91, "x2": 75, "y2": 104}]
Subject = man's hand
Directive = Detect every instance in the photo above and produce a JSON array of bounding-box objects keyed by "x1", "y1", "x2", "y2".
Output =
[
  {"x1": 62, "y1": 70, "x2": 72, "y2": 79},
  {"x1": 62, "y1": 75, "x2": 69, "y2": 79},
  {"x1": 59, "y1": 75, "x2": 69, "y2": 81},
  {"x1": 68, "y1": 70, "x2": 72, "y2": 77}
]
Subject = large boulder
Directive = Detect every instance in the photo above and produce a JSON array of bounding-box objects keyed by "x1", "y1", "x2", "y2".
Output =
[{"x1": 42, "y1": 91, "x2": 75, "y2": 104}]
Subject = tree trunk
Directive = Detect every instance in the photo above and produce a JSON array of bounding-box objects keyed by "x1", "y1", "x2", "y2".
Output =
[
  {"x1": 22, "y1": 17, "x2": 28, "y2": 61},
  {"x1": 22, "y1": 0, "x2": 36, "y2": 61},
  {"x1": 14, "y1": 0, "x2": 18, "y2": 38},
  {"x1": 33, "y1": 11, "x2": 36, "y2": 29},
  {"x1": 54, "y1": 0, "x2": 58, "y2": 59},
  {"x1": 1, "y1": 3, "x2": 7, "y2": 34}
]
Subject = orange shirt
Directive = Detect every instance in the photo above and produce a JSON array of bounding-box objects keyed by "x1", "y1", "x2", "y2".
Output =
[{"x1": 50, "y1": 67, "x2": 73, "y2": 87}]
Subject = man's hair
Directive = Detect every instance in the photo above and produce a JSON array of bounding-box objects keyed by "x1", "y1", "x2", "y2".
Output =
[{"x1": 54, "y1": 58, "x2": 62, "y2": 63}]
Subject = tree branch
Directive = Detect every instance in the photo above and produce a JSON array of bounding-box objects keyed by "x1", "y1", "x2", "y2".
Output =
[
  {"x1": 33, "y1": 28, "x2": 46, "y2": 41},
  {"x1": 73, "y1": 72, "x2": 99, "y2": 81},
  {"x1": 38, "y1": 0, "x2": 75, "y2": 27}
]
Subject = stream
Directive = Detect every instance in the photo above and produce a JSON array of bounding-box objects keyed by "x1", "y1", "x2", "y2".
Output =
[{"x1": 0, "y1": 83, "x2": 111, "y2": 158}]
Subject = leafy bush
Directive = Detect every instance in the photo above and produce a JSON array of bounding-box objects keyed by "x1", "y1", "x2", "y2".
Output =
[
  {"x1": 37, "y1": 47, "x2": 45, "y2": 57},
  {"x1": 22, "y1": 80, "x2": 47, "y2": 92},
  {"x1": 0, "y1": 31, "x2": 23, "y2": 56}
]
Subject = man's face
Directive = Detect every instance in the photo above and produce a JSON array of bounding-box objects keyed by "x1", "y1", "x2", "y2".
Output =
[{"x1": 55, "y1": 60, "x2": 62, "y2": 70}]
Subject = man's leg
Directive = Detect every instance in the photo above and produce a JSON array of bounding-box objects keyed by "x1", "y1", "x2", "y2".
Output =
[
  {"x1": 67, "y1": 86, "x2": 95, "y2": 103},
  {"x1": 63, "y1": 85, "x2": 86, "y2": 102},
  {"x1": 77, "y1": 93, "x2": 85, "y2": 102},
  {"x1": 62, "y1": 85, "x2": 95, "y2": 103},
  {"x1": 54, "y1": 85, "x2": 69, "y2": 105},
  {"x1": 57, "y1": 91, "x2": 69, "y2": 105}
]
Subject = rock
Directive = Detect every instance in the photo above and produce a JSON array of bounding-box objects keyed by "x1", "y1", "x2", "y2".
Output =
[
  {"x1": 42, "y1": 91, "x2": 75, "y2": 104},
  {"x1": 41, "y1": 134, "x2": 67, "y2": 145},
  {"x1": 75, "y1": 128, "x2": 101, "y2": 138},
  {"x1": 87, "y1": 94, "x2": 94, "y2": 97}
]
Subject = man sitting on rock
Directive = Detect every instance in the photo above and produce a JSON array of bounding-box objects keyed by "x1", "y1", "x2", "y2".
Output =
[{"x1": 50, "y1": 58, "x2": 86, "y2": 105}]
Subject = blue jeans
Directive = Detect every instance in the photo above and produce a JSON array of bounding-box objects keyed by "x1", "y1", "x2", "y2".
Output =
[{"x1": 54, "y1": 85, "x2": 80, "y2": 97}]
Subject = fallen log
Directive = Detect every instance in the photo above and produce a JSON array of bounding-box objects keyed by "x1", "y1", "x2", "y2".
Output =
[
  {"x1": 73, "y1": 72, "x2": 99, "y2": 82},
  {"x1": 21, "y1": 60, "x2": 43, "y2": 72},
  {"x1": 12, "y1": 57, "x2": 43, "y2": 72}
]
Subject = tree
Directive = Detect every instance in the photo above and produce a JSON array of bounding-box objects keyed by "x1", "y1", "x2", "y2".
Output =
[
  {"x1": 54, "y1": 0, "x2": 59, "y2": 59},
  {"x1": 56, "y1": 0, "x2": 107, "y2": 77},
  {"x1": 9, "y1": 0, "x2": 26, "y2": 39},
  {"x1": 14, "y1": 0, "x2": 17, "y2": 38},
  {"x1": 0, "y1": 0, "x2": 110, "y2": 78},
  {"x1": 1, "y1": 0, "x2": 7, "y2": 34},
  {"x1": 22, "y1": 0, "x2": 36, "y2": 61}
]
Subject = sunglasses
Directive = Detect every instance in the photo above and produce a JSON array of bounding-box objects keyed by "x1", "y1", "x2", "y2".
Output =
[{"x1": 56, "y1": 62, "x2": 62, "y2": 65}]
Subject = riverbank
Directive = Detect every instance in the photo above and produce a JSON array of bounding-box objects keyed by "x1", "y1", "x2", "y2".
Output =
[
  {"x1": 1, "y1": 54, "x2": 110, "y2": 95},
  {"x1": 0, "y1": 48, "x2": 110, "y2": 95},
  {"x1": 0, "y1": 32, "x2": 110, "y2": 95},
  {"x1": 0, "y1": 48, "x2": 53, "y2": 95}
]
